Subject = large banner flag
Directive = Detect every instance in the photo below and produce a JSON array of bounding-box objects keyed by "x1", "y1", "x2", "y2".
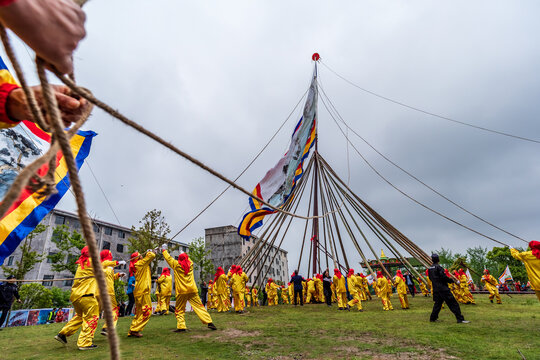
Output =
[
  {"x1": 238, "y1": 69, "x2": 318, "y2": 238},
  {"x1": 498, "y1": 265, "x2": 513, "y2": 284},
  {"x1": 465, "y1": 269, "x2": 474, "y2": 284},
  {"x1": 0, "y1": 56, "x2": 96, "y2": 265}
]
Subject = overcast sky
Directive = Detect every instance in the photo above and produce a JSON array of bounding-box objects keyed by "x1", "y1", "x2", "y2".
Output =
[{"x1": 4, "y1": 1, "x2": 539, "y2": 275}]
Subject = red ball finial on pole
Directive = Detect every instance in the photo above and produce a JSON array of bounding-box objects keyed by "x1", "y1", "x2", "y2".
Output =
[{"x1": 312, "y1": 53, "x2": 320, "y2": 61}]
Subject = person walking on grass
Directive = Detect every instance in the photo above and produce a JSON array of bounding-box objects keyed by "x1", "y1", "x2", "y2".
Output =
[
  {"x1": 428, "y1": 253, "x2": 469, "y2": 324},
  {"x1": 161, "y1": 244, "x2": 217, "y2": 332},
  {"x1": 0, "y1": 275, "x2": 21, "y2": 329},
  {"x1": 511, "y1": 242, "x2": 540, "y2": 302}
]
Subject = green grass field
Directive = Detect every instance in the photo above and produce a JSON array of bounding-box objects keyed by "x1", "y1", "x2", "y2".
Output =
[{"x1": 2, "y1": 294, "x2": 539, "y2": 360}]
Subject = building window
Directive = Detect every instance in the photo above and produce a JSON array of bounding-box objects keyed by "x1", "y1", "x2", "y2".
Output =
[
  {"x1": 7, "y1": 256, "x2": 14, "y2": 266},
  {"x1": 69, "y1": 219, "x2": 80, "y2": 229},
  {"x1": 42, "y1": 275, "x2": 54, "y2": 287},
  {"x1": 102, "y1": 241, "x2": 111, "y2": 250},
  {"x1": 93, "y1": 224, "x2": 100, "y2": 233},
  {"x1": 55, "y1": 215, "x2": 65, "y2": 225},
  {"x1": 104, "y1": 227, "x2": 113, "y2": 236},
  {"x1": 47, "y1": 252, "x2": 57, "y2": 263},
  {"x1": 157, "y1": 267, "x2": 162, "y2": 275},
  {"x1": 64, "y1": 279, "x2": 73, "y2": 287},
  {"x1": 118, "y1": 231, "x2": 125, "y2": 239},
  {"x1": 116, "y1": 243, "x2": 124, "y2": 253},
  {"x1": 67, "y1": 254, "x2": 77, "y2": 264}
]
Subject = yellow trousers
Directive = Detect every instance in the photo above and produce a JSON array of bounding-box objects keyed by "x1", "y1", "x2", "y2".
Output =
[
  {"x1": 253, "y1": 295, "x2": 259, "y2": 306},
  {"x1": 487, "y1": 288, "x2": 502, "y2": 304},
  {"x1": 306, "y1": 290, "x2": 316, "y2": 304},
  {"x1": 245, "y1": 294, "x2": 251, "y2": 307},
  {"x1": 59, "y1": 296, "x2": 99, "y2": 347},
  {"x1": 233, "y1": 291, "x2": 245, "y2": 311},
  {"x1": 158, "y1": 295, "x2": 171, "y2": 314},
  {"x1": 347, "y1": 292, "x2": 363, "y2": 310},
  {"x1": 281, "y1": 295, "x2": 289, "y2": 304},
  {"x1": 175, "y1": 293, "x2": 213, "y2": 330},
  {"x1": 398, "y1": 293, "x2": 409, "y2": 309},
  {"x1": 380, "y1": 295, "x2": 393, "y2": 310},
  {"x1": 216, "y1": 293, "x2": 229, "y2": 312},
  {"x1": 102, "y1": 295, "x2": 119, "y2": 330},
  {"x1": 268, "y1": 295, "x2": 278, "y2": 306},
  {"x1": 129, "y1": 294, "x2": 152, "y2": 333},
  {"x1": 337, "y1": 292, "x2": 347, "y2": 308}
]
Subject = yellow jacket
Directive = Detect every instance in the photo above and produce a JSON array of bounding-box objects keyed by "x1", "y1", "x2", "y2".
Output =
[
  {"x1": 70, "y1": 259, "x2": 116, "y2": 303},
  {"x1": 333, "y1": 275, "x2": 347, "y2": 293},
  {"x1": 157, "y1": 274, "x2": 173, "y2": 297},
  {"x1": 266, "y1": 282, "x2": 279, "y2": 297},
  {"x1": 394, "y1": 276, "x2": 407, "y2": 295},
  {"x1": 104, "y1": 266, "x2": 120, "y2": 296},
  {"x1": 252, "y1": 288, "x2": 258, "y2": 299},
  {"x1": 346, "y1": 275, "x2": 357, "y2": 294},
  {"x1": 288, "y1": 285, "x2": 294, "y2": 297},
  {"x1": 163, "y1": 250, "x2": 197, "y2": 295},
  {"x1": 215, "y1": 274, "x2": 229, "y2": 294},
  {"x1": 481, "y1": 274, "x2": 498, "y2": 291},
  {"x1": 511, "y1": 248, "x2": 539, "y2": 290},
  {"x1": 133, "y1": 252, "x2": 156, "y2": 296},
  {"x1": 230, "y1": 272, "x2": 249, "y2": 294},
  {"x1": 307, "y1": 279, "x2": 316, "y2": 292},
  {"x1": 375, "y1": 277, "x2": 389, "y2": 297},
  {"x1": 281, "y1": 286, "x2": 289, "y2": 297}
]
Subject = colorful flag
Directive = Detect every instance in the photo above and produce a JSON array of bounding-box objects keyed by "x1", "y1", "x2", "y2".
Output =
[
  {"x1": 0, "y1": 56, "x2": 96, "y2": 265},
  {"x1": 465, "y1": 269, "x2": 474, "y2": 284},
  {"x1": 238, "y1": 68, "x2": 318, "y2": 238},
  {"x1": 498, "y1": 265, "x2": 513, "y2": 284}
]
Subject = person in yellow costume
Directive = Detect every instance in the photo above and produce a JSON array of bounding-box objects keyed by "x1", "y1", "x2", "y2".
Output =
[
  {"x1": 481, "y1": 269, "x2": 502, "y2": 304},
  {"x1": 230, "y1": 265, "x2": 249, "y2": 313},
  {"x1": 451, "y1": 270, "x2": 467, "y2": 304},
  {"x1": 305, "y1": 278, "x2": 316, "y2": 304},
  {"x1": 457, "y1": 269, "x2": 475, "y2": 304},
  {"x1": 302, "y1": 278, "x2": 307, "y2": 303},
  {"x1": 252, "y1": 286, "x2": 259, "y2": 307},
  {"x1": 288, "y1": 282, "x2": 294, "y2": 302},
  {"x1": 209, "y1": 280, "x2": 217, "y2": 309},
  {"x1": 128, "y1": 249, "x2": 156, "y2": 338},
  {"x1": 156, "y1": 267, "x2": 172, "y2": 314},
  {"x1": 374, "y1": 271, "x2": 393, "y2": 311},
  {"x1": 213, "y1": 267, "x2": 229, "y2": 312},
  {"x1": 266, "y1": 278, "x2": 279, "y2": 306},
  {"x1": 354, "y1": 273, "x2": 366, "y2": 301},
  {"x1": 245, "y1": 286, "x2": 252, "y2": 307},
  {"x1": 161, "y1": 245, "x2": 217, "y2": 332},
  {"x1": 393, "y1": 270, "x2": 409, "y2": 309},
  {"x1": 332, "y1": 269, "x2": 347, "y2": 310},
  {"x1": 418, "y1": 277, "x2": 430, "y2": 297},
  {"x1": 331, "y1": 281, "x2": 337, "y2": 303},
  {"x1": 346, "y1": 269, "x2": 363, "y2": 311},
  {"x1": 55, "y1": 246, "x2": 123, "y2": 350},
  {"x1": 511, "y1": 242, "x2": 540, "y2": 301},
  {"x1": 358, "y1": 273, "x2": 372, "y2": 300},
  {"x1": 98, "y1": 249, "x2": 125, "y2": 337},
  {"x1": 314, "y1": 274, "x2": 324, "y2": 302},
  {"x1": 281, "y1": 285, "x2": 290, "y2": 304}
]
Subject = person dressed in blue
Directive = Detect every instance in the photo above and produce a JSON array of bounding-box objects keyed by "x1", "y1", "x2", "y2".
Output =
[
  {"x1": 0, "y1": 275, "x2": 21, "y2": 329},
  {"x1": 125, "y1": 275, "x2": 136, "y2": 316},
  {"x1": 290, "y1": 270, "x2": 304, "y2": 306}
]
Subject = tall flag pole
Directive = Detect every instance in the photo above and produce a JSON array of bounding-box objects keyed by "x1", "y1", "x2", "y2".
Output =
[
  {"x1": 238, "y1": 54, "x2": 319, "y2": 239},
  {"x1": 311, "y1": 53, "x2": 320, "y2": 275}
]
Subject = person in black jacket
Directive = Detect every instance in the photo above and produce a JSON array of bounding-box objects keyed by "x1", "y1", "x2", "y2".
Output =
[
  {"x1": 322, "y1": 269, "x2": 332, "y2": 306},
  {"x1": 428, "y1": 254, "x2": 469, "y2": 323},
  {"x1": 200, "y1": 281, "x2": 209, "y2": 307},
  {"x1": 290, "y1": 270, "x2": 304, "y2": 306},
  {"x1": 0, "y1": 276, "x2": 21, "y2": 329}
]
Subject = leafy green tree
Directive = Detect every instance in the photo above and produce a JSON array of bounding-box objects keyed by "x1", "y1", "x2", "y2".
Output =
[
  {"x1": 435, "y1": 247, "x2": 455, "y2": 268},
  {"x1": 47, "y1": 225, "x2": 85, "y2": 275},
  {"x1": 114, "y1": 278, "x2": 128, "y2": 304},
  {"x1": 127, "y1": 209, "x2": 178, "y2": 276},
  {"x1": 2, "y1": 225, "x2": 47, "y2": 280},
  {"x1": 13, "y1": 283, "x2": 52, "y2": 310},
  {"x1": 188, "y1": 237, "x2": 214, "y2": 282},
  {"x1": 486, "y1": 246, "x2": 528, "y2": 283},
  {"x1": 50, "y1": 287, "x2": 71, "y2": 308}
]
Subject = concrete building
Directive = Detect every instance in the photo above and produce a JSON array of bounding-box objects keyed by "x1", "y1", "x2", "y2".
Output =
[
  {"x1": 205, "y1": 225, "x2": 289, "y2": 285},
  {"x1": 2, "y1": 209, "x2": 189, "y2": 291}
]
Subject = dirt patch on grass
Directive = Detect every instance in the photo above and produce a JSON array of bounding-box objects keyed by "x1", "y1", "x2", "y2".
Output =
[{"x1": 333, "y1": 343, "x2": 458, "y2": 360}]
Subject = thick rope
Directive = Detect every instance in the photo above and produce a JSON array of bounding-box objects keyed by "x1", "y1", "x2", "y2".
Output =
[
  {"x1": 0, "y1": 276, "x2": 93, "y2": 283},
  {"x1": 52, "y1": 71, "x2": 340, "y2": 223},
  {"x1": 35, "y1": 58, "x2": 120, "y2": 360}
]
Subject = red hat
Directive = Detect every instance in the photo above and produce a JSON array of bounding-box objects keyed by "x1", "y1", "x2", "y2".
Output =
[
  {"x1": 268, "y1": 278, "x2": 273, "y2": 284},
  {"x1": 161, "y1": 267, "x2": 171, "y2": 276},
  {"x1": 334, "y1": 268, "x2": 342, "y2": 279},
  {"x1": 100, "y1": 249, "x2": 112, "y2": 263},
  {"x1": 530, "y1": 241, "x2": 540, "y2": 259},
  {"x1": 396, "y1": 269, "x2": 404, "y2": 281},
  {"x1": 376, "y1": 270, "x2": 384, "y2": 279},
  {"x1": 483, "y1": 269, "x2": 490, "y2": 275},
  {"x1": 347, "y1": 269, "x2": 355, "y2": 278},
  {"x1": 129, "y1": 251, "x2": 139, "y2": 276},
  {"x1": 177, "y1": 253, "x2": 191, "y2": 275},
  {"x1": 76, "y1": 246, "x2": 91, "y2": 270},
  {"x1": 214, "y1": 266, "x2": 225, "y2": 283}
]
